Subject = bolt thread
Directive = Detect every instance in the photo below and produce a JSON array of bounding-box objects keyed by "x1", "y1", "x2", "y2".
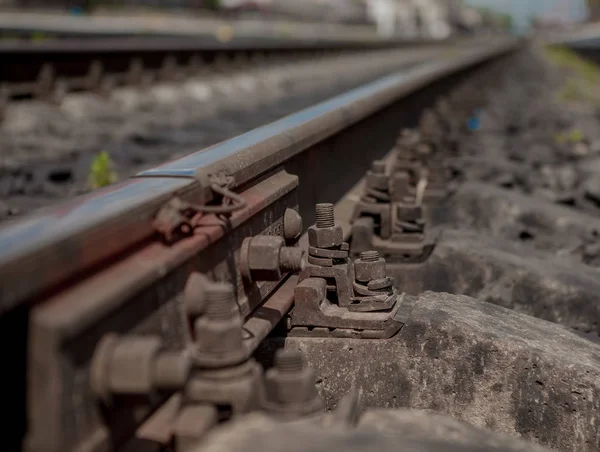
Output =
[
  {"x1": 360, "y1": 250, "x2": 380, "y2": 262},
  {"x1": 371, "y1": 160, "x2": 386, "y2": 174},
  {"x1": 279, "y1": 247, "x2": 304, "y2": 273},
  {"x1": 275, "y1": 349, "x2": 304, "y2": 373},
  {"x1": 204, "y1": 282, "x2": 236, "y2": 320},
  {"x1": 315, "y1": 203, "x2": 335, "y2": 229}
]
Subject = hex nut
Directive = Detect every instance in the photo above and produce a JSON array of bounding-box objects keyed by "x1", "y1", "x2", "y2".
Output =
[
  {"x1": 90, "y1": 334, "x2": 189, "y2": 400},
  {"x1": 107, "y1": 336, "x2": 161, "y2": 395},
  {"x1": 153, "y1": 352, "x2": 191, "y2": 390},
  {"x1": 354, "y1": 257, "x2": 386, "y2": 283},
  {"x1": 366, "y1": 172, "x2": 389, "y2": 191},
  {"x1": 371, "y1": 160, "x2": 386, "y2": 174},
  {"x1": 247, "y1": 235, "x2": 286, "y2": 281},
  {"x1": 194, "y1": 315, "x2": 244, "y2": 356},
  {"x1": 265, "y1": 350, "x2": 320, "y2": 408},
  {"x1": 265, "y1": 366, "x2": 318, "y2": 405},
  {"x1": 307, "y1": 225, "x2": 343, "y2": 249},
  {"x1": 396, "y1": 204, "x2": 423, "y2": 222}
]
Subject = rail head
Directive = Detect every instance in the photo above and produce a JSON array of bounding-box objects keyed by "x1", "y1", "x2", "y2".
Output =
[{"x1": 0, "y1": 37, "x2": 521, "y2": 315}]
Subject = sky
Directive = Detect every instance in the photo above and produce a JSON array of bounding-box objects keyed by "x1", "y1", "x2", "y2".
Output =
[{"x1": 464, "y1": 0, "x2": 589, "y2": 30}]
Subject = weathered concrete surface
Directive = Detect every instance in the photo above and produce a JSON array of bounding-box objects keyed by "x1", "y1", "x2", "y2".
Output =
[
  {"x1": 387, "y1": 228, "x2": 600, "y2": 335},
  {"x1": 259, "y1": 292, "x2": 600, "y2": 451},
  {"x1": 197, "y1": 409, "x2": 552, "y2": 452}
]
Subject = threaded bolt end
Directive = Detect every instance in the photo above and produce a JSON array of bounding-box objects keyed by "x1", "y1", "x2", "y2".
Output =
[
  {"x1": 204, "y1": 282, "x2": 236, "y2": 320},
  {"x1": 279, "y1": 247, "x2": 304, "y2": 273},
  {"x1": 360, "y1": 250, "x2": 380, "y2": 262},
  {"x1": 315, "y1": 203, "x2": 335, "y2": 229},
  {"x1": 371, "y1": 161, "x2": 386, "y2": 174},
  {"x1": 275, "y1": 349, "x2": 304, "y2": 373}
]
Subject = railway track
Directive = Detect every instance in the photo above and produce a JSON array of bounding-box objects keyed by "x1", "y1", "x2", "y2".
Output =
[
  {"x1": 4, "y1": 35, "x2": 600, "y2": 452},
  {"x1": 0, "y1": 32, "x2": 453, "y2": 107},
  {"x1": 0, "y1": 39, "x2": 483, "y2": 221}
]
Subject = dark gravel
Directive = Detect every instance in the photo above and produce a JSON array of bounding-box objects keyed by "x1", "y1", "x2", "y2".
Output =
[
  {"x1": 0, "y1": 48, "x2": 436, "y2": 223},
  {"x1": 451, "y1": 44, "x2": 600, "y2": 266}
]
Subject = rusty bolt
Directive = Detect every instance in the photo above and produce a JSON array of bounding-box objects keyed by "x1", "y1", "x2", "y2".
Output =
[
  {"x1": 153, "y1": 352, "x2": 192, "y2": 390},
  {"x1": 371, "y1": 160, "x2": 386, "y2": 174},
  {"x1": 184, "y1": 272, "x2": 211, "y2": 318},
  {"x1": 308, "y1": 203, "x2": 343, "y2": 249},
  {"x1": 396, "y1": 204, "x2": 424, "y2": 223},
  {"x1": 354, "y1": 250, "x2": 386, "y2": 283},
  {"x1": 315, "y1": 203, "x2": 335, "y2": 228},
  {"x1": 419, "y1": 109, "x2": 439, "y2": 134},
  {"x1": 366, "y1": 161, "x2": 389, "y2": 191},
  {"x1": 194, "y1": 282, "x2": 244, "y2": 358},
  {"x1": 241, "y1": 235, "x2": 305, "y2": 282},
  {"x1": 280, "y1": 247, "x2": 304, "y2": 273},
  {"x1": 416, "y1": 142, "x2": 433, "y2": 159},
  {"x1": 284, "y1": 208, "x2": 303, "y2": 243},
  {"x1": 90, "y1": 334, "x2": 190, "y2": 403},
  {"x1": 264, "y1": 349, "x2": 323, "y2": 414}
]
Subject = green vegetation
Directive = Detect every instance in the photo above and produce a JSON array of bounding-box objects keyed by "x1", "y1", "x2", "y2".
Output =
[
  {"x1": 31, "y1": 31, "x2": 50, "y2": 41},
  {"x1": 544, "y1": 45, "x2": 600, "y2": 105},
  {"x1": 204, "y1": 0, "x2": 221, "y2": 10},
  {"x1": 544, "y1": 46, "x2": 600, "y2": 84},
  {"x1": 88, "y1": 152, "x2": 117, "y2": 189},
  {"x1": 474, "y1": 7, "x2": 514, "y2": 32},
  {"x1": 553, "y1": 128, "x2": 585, "y2": 145}
]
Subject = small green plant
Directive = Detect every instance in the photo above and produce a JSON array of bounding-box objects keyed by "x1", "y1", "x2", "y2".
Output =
[
  {"x1": 31, "y1": 31, "x2": 50, "y2": 41},
  {"x1": 569, "y1": 128, "x2": 584, "y2": 143},
  {"x1": 88, "y1": 152, "x2": 117, "y2": 189},
  {"x1": 553, "y1": 128, "x2": 585, "y2": 145}
]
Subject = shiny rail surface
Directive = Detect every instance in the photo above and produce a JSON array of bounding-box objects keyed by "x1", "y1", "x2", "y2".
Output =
[{"x1": 0, "y1": 36, "x2": 522, "y2": 452}]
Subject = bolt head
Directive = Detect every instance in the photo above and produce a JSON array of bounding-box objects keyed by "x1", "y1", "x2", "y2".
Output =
[
  {"x1": 184, "y1": 272, "x2": 210, "y2": 317},
  {"x1": 247, "y1": 235, "x2": 285, "y2": 281},
  {"x1": 307, "y1": 225, "x2": 343, "y2": 249},
  {"x1": 284, "y1": 208, "x2": 303, "y2": 243}
]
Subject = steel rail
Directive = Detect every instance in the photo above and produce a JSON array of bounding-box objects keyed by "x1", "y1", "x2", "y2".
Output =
[
  {"x1": 0, "y1": 35, "x2": 465, "y2": 104},
  {"x1": 0, "y1": 37, "x2": 520, "y2": 315},
  {"x1": 0, "y1": 35, "x2": 457, "y2": 53}
]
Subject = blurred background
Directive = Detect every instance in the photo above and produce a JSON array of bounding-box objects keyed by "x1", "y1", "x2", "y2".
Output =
[{"x1": 0, "y1": 0, "x2": 596, "y2": 39}]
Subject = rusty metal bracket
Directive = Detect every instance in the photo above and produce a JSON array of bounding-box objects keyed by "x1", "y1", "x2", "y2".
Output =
[
  {"x1": 153, "y1": 174, "x2": 247, "y2": 242},
  {"x1": 350, "y1": 151, "x2": 440, "y2": 262},
  {"x1": 289, "y1": 204, "x2": 404, "y2": 338},
  {"x1": 351, "y1": 205, "x2": 437, "y2": 263}
]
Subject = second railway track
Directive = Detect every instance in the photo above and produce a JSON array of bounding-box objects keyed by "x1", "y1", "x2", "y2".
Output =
[
  {"x1": 0, "y1": 34, "x2": 454, "y2": 104},
  {"x1": 4, "y1": 34, "x2": 600, "y2": 452}
]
